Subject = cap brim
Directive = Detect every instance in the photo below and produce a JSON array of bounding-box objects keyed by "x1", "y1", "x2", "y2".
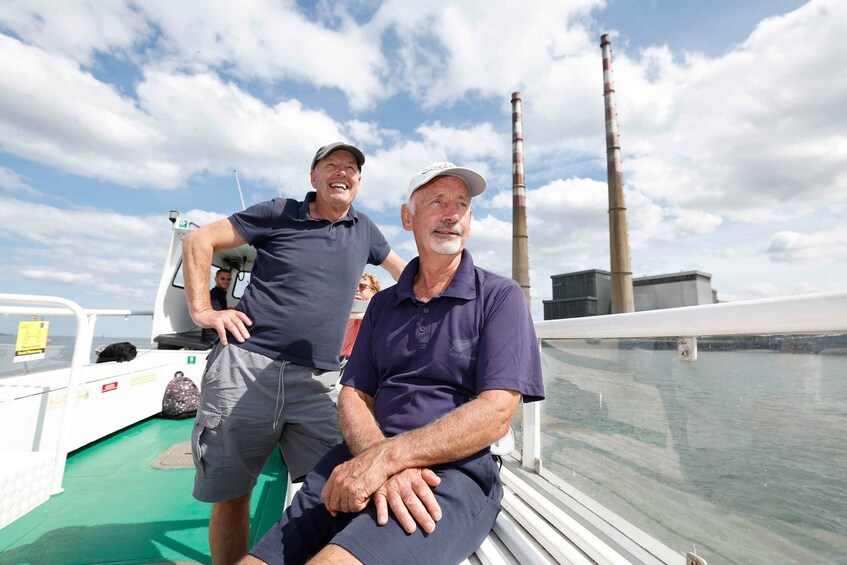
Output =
[
  {"x1": 311, "y1": 143, "x2": 365, "y2": 170},
  {"x1": 407, "y1": 165, "x2": 487, "y2": 201},
  {"x1": 440, "y1": 167, "x2": 486, "y2": 198}
]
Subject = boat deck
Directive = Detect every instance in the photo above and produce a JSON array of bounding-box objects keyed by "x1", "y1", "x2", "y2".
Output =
[{"x1": 0, "y1": 417, "x2": 288, "y2": 565}]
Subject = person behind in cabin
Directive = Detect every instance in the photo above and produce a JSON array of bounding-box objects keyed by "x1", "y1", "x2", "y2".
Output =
[
  {"x1": 200, "y1": 268, "x2": 232, "y2": 345},
  {"x1": 339, "y1": 273, "x2": 380, "y2": 368},
  {"x1": 182, "y1": 142, "x2": 407, "y2": 565},
  {"x1": 240, "y1": 162, "x2": 545, "y2": 565}
]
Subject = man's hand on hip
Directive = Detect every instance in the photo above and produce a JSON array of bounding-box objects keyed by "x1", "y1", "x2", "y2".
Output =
[{"x1": 195, "y1": 308, "x2": 253, "y2": 344}]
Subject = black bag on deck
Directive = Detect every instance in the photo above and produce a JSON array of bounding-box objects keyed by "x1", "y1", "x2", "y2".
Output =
[
  {"x1": 96, "y1": 342, "x2": 137, "y2": 363},
  {"x1": 161, "y1": 371, "x2": 200, "y2": 419}
]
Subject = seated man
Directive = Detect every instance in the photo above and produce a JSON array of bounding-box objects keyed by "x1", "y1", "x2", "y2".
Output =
[
  {"x1": 242, "y1": 162, "x2": 544, "y2": 565},
  {"x1": 200, "y1": 268, "x2": 231, "y2": 345}
]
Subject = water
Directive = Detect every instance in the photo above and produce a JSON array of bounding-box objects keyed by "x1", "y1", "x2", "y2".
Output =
[
  {"x1": 539, "y1": 338, "x2": 847, "y2": 564},
  {"x1": 0, "y1": 334, "x2": 151, "y2": 378}
]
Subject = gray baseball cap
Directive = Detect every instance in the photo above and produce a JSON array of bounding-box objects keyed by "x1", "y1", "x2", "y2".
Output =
[
  {"x1": 407, "y1": 162, "x2": 487, "y2": 201},
  {"x1": 311, "y1": 142, "x2": 365, "y2": 171}
]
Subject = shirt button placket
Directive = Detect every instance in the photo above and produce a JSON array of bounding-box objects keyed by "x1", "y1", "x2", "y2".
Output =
[{"x1": 417, "y1": 305, "x2": 429, "y2": 346}]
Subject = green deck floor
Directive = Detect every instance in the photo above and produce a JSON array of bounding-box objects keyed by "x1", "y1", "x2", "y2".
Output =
[{"x1": 0, "y1": 418, "x2": 288, "y2": 565}]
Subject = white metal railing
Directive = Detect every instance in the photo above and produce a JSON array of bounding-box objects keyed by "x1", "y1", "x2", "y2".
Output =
[
  {"x1": 519, "y1": 289, "x2": 847, "y2": 563},
  {"x1": 0, "y1": 294, "x2": 153, "y2": 493},
  {"x1": 533, "y1": 289, "x2": 847, "y2": 339},
  {"x1": 523, "y1": 289, "x2": 847, "y2": 468}
]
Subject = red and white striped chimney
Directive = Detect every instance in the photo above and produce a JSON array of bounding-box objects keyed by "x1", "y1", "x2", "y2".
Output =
[
  {"x1": 601, "y1": 34, "x2": 635, "y2": 314},
  {"x1": 511, "y1": 92, "x2": 531, "y2": 305}
]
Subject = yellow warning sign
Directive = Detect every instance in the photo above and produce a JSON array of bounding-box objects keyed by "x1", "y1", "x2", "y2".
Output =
[{"x1": 14, "y1": 320, "x2": 50, "y2": 363}]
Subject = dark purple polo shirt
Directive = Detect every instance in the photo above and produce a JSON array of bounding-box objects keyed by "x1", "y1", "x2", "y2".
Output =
[
  {"x1": 228, "y1": 193, "x2": 390, "y2": 370},
  {"x1": 341, "y1": 250, "x2": 544, "y2": 437}
]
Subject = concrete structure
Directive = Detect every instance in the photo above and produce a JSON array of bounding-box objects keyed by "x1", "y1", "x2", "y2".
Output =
[
  {"x1": 633, "y1": 271, "x2": 716, "y2": 312},
  {"x1": 511, "y1": 92, "x2": 531, "y2": 305},
  {"x1": 543, "y1": 269, "x2": 611, "y2": 320},
  {"x1": 601, "y1": 34, "x2": 634, "y2": 313},
  {"x1": 544, "y1": 269, "x2": 717, "y2": 320}
]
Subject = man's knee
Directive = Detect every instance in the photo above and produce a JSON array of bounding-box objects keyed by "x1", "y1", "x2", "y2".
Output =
[{"x1": 212, "y1": 492, "x2": 251, "y2": 517}]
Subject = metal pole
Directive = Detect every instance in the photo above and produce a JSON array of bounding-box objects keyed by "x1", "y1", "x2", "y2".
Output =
[
  {"x1": 511, "y1": 92, "x2": 531, "y2": 306},
  {"x1": 601, "y1": 34, "x2": 635, "y2": 313}
]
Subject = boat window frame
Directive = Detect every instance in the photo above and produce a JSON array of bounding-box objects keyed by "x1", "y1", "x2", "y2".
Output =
[{"x1": 171, "y1": 259, "x2": 227, "y2": 291}]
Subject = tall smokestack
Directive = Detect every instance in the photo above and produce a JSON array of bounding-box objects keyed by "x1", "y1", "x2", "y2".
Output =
[
  {"x1": 601, "y1": 34, "x2": 635, "y2": 314},
  {"x1": 511, "y1": 92, "x2": 531, "y2": 305}
]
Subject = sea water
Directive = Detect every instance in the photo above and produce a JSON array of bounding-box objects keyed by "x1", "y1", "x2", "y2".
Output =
[
  {"x1": 0, "y1": 334, "x2": 151, "y2": 377},
  {"x1": 538, "y1": 338, "x2": 847, "y2": 564}
]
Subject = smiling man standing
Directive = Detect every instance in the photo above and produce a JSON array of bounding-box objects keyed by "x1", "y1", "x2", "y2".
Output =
[{"x1": 183, "y1": 142, "x2": 406, "y2": 564}]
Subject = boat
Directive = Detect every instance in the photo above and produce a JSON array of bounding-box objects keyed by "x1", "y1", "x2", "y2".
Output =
[{"x1": 2, "y1": 203, "x2": 846, "y2": 565}]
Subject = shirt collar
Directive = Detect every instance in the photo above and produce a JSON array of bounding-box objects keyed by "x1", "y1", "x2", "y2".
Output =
[
  {"x1": 296, "y1": 191, "x2": 358, "y2": 222},
  {"x1": 393, "y1": 249, "x2": 477, "y2": 305}
]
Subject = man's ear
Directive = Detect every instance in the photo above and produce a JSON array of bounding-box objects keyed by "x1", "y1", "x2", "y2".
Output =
[
  {"x1": 401, "y1": 204, "x2": 413, "y2": 231},
  {"x1": 310, "y1": 170, "x2": 317, "y2": 188}
]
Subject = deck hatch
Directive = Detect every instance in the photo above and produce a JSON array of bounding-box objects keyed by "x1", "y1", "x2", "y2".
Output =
[{"x1": 151, "y1": 440, "x2": 194, "y2": 469}]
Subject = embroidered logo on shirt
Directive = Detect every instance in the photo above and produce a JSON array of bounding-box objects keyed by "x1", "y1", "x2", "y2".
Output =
[{"x1": 449, "y1": 336, "x2": 479, "y2": 360}]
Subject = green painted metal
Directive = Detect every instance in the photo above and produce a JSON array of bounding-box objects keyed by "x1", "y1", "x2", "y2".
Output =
[{"x1": 0, "y1": 418, "x2": 287, "y2": 564}]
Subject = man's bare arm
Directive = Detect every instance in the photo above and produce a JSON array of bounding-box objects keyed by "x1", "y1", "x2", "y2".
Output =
[
  {"x1": 364, "y1": 389, "x2": 519, "y2": 481},
  {"x1": 322, "y1": 389, "x2": 519, "y2": 522},
  {"x1": 327, "y1": 385, "x2": 444, "y2": 533},
  {"x1": 182, "y1": 219, "x2": 253, "y2": 344},
  {"x1": 337, "y1": 385, "x2": 385, "y2": 456},
  {"x1": 379, "y1": 250, "x2": 406, "y2": 281}
]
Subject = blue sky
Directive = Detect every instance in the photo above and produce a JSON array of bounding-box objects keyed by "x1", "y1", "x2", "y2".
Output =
[{"x1": 2, "y1": 0, "x2": 845, "y2": 337}]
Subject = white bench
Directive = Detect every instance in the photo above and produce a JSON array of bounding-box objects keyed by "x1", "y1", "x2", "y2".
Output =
[
  {"x1": 284, "y1": 446, "x2": 661, "y2": 564},
  {"x1": 464, "y1": 459, "x2": 585, "y2": 565}
]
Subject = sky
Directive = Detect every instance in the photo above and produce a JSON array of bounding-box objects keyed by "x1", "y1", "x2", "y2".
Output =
[{"x1": 1, "y1": 0, "x2": 845, "y2": 337}]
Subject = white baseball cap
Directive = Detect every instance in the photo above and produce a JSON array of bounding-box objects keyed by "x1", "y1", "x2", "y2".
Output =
[{"x1": 406, "y1": 162, "x2": 487, "y2": 201}]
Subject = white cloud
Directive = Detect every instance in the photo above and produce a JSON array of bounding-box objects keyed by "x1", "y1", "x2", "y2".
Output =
[
  {"x1": 0, "y1": 167, "x2": 40, "y2": 196},
  {"x1": 0, "y1": 196, "x2": 168, "y2": 307},
  {"x1": 374, "y1": 0, "x2": 603, "y2": 109},
  {"x1": 0, "y1": 35, "x2": 358, "y2": 190},
  {"x1": 181, "y1": 209, "x2": 229, "y2": 227},
  {"x1": 0, "y1": 0, "x2": 151, "y2": 64},
  {"x1": 619, "y1": 0, "x2": 847, "y2": 224},
  {"x1": 354, "y1": 122, "x2": 508, "y2": 212},
  {"x1": 21, "y1": 269, "x2": 93, "y2": 283},
  {"x1": 765, "y1": 227, "x2": 847, "y2": 263}
]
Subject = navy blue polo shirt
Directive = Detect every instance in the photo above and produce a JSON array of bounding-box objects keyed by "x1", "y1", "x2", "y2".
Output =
[
  {"x1": 341, "y1": 250, "x2": 544, "y2": 437},
  {"x1": 228, "y1": 193, "x2": 390, "y2": 369}
]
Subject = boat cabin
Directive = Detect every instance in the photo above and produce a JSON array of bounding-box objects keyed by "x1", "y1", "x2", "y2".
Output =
[{"x1": 150, "y1": 212, "x2": 256, "y2": 351}]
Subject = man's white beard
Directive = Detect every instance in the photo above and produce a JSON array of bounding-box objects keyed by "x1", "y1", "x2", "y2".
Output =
[
  {"x1": 430, "y1": 236, "x2": 462, "y2": 255},
  {"x1": 429, "y1": 222, "x2": 463, "y2": 255}
]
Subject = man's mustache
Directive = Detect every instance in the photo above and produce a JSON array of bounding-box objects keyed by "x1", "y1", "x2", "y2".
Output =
[{"x1": 431, "y1": 221, "x2": 462, "y2": 236}]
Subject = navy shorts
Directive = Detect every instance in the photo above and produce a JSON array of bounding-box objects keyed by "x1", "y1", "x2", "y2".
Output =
[{"x1": 250, "y1": 443, "x2": 503, "y2": 564}]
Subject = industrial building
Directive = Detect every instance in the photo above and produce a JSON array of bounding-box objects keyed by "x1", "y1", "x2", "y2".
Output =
[{"x1": 543, "y1": 269, "x2": 718, "y2": 320}]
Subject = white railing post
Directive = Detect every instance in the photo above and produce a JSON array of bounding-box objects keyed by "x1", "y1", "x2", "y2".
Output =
[
  {"x1": 82, "y1": 313, "x2": 99, "y2": 364},
  {"x1": 521, "y1": 401, "x2": 542, "y2": 473},
  {"x1": 522, "y1": 337, "x2": 543, "y2": 473},
  {"x1": 0, "y1": 294, "x2": 89, "y2": 494}
]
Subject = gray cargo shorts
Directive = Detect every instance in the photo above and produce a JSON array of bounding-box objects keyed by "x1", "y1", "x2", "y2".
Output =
[{"x1": 192, "y1": 344, "x2": 341, "y2": 503}]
